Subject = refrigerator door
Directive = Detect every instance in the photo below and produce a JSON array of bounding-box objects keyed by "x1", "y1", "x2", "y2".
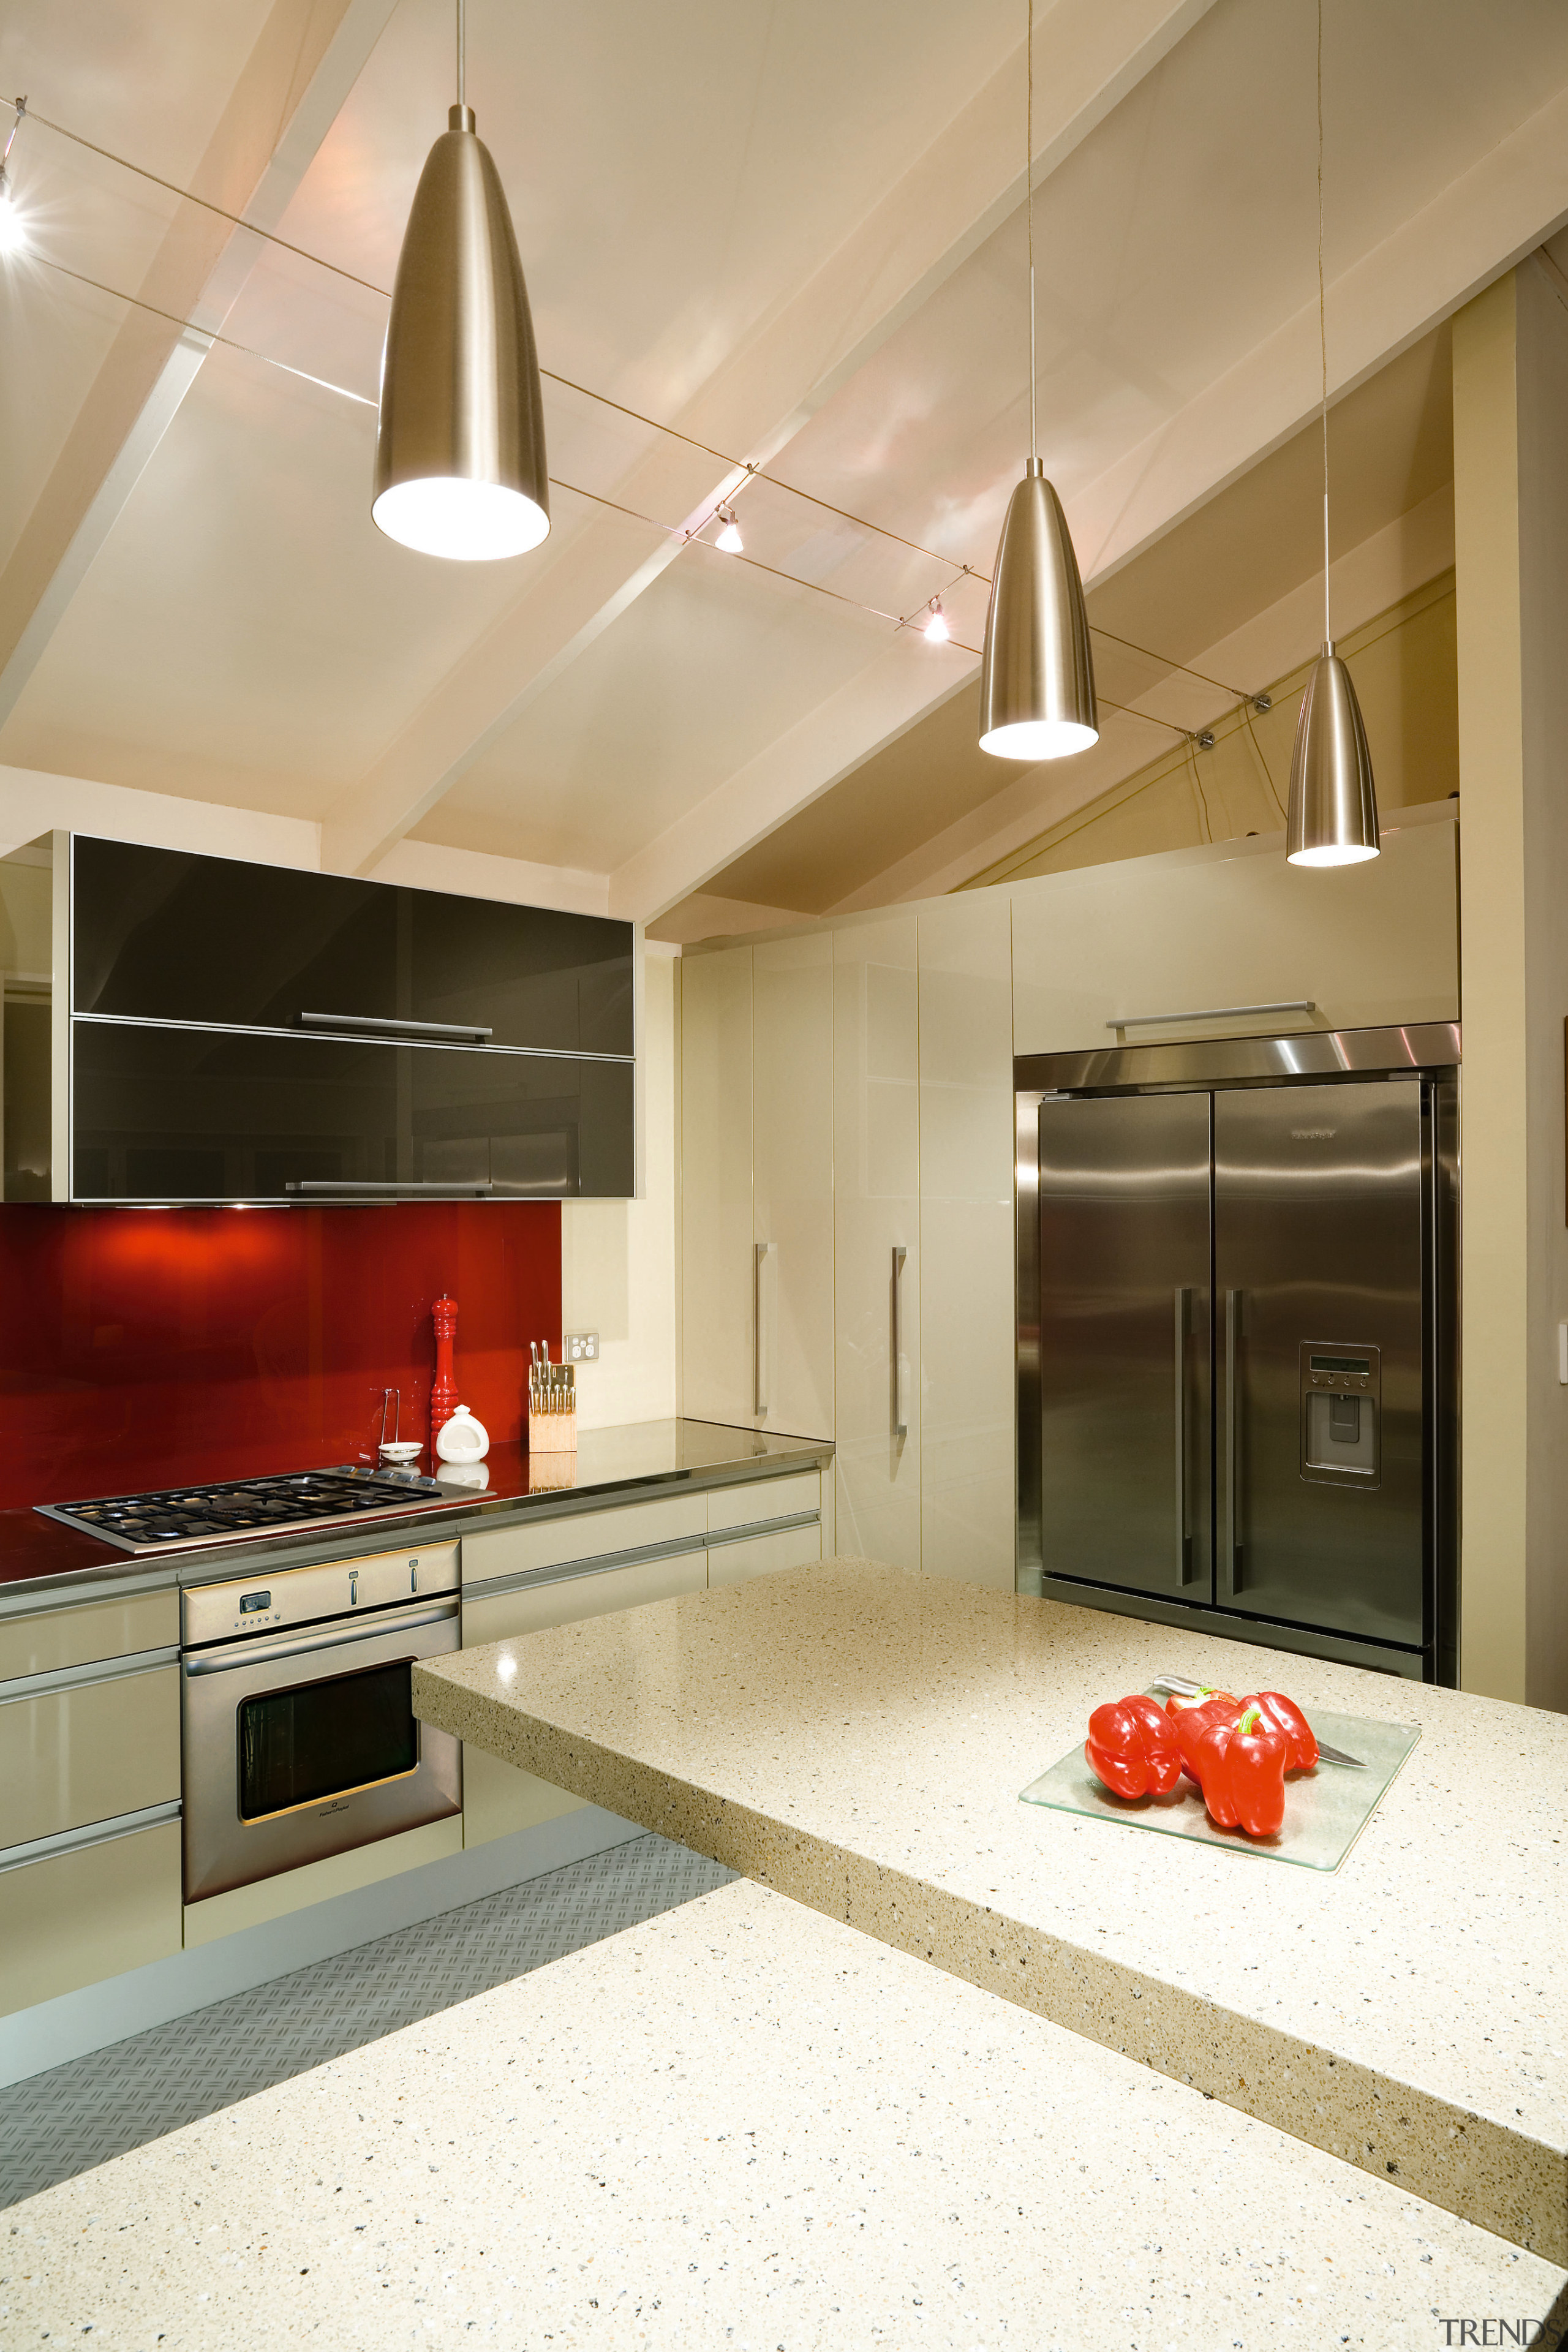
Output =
[
  {"x1": 1038, "y1": 1091, "x2": 1212, "y2": 1597},
  {"x1": 1214, "y1": 1077, "x2": 1424, "y2": 1646}
]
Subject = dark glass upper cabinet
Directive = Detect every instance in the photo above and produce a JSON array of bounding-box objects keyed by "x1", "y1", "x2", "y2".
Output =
[
  {"x1": 71, "y1": 1025, "x2": 635, "y2": 1202},
  {"x1": 72, "y1": 839, "x2": 633, "y2": 1057}
]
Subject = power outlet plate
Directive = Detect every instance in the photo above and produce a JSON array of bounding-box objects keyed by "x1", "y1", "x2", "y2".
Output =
[{"x1": 563, "y1": 1332, "x2": 599, "y2": 1362}]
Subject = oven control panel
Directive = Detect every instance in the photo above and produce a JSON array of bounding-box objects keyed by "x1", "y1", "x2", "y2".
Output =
[{"x1": 182, "y1": 1540, "x2": 460, "y2": 1648}]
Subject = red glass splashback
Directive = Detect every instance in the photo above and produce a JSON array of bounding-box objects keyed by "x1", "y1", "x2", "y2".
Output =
[{"x1": 0, "y1": 1203, "x2": 561, "y2": 1510}]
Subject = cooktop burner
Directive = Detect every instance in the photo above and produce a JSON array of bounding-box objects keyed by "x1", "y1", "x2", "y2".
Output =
[{"x1": 36, "y1": 1465, "x2": 458, "y2": 1555}]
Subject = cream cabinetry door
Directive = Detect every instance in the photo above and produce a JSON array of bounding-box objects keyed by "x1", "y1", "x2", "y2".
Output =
[
  {"x1": 1011, "y1": 815, "x2": 1459, "y2": 1054},
  {"x1": 1, "y1": 1822, "x2": 181, "y2": 2017},
  {"x1": 680, "y1": 944, "x2": 755, "y2": 1426},
  {"x1": 918, "y1": 895, "x2": 1016, "y2": 1590},
  {"x1": 461, "y1": 1491, "x2": 707, "y2": 1585},
  {"x1": 461, "y1": 1550, "x2": 707, "y2": 1845},
  {"x1": 753, "y1": 934, "x2": 834, "y2": 1439},
  {"x1": 0, "y1": 1586, "x2": 176, "y2": 1680},
  {"x1": 833, "y1": 914, "x2": 919, "y2": 1569},
  {"x1": 707, "y1": 1523, "x2": 821, "y2": 1588},
  {"x1": 1, "y1": 1664, "x2": 179, "y2": 1848}
]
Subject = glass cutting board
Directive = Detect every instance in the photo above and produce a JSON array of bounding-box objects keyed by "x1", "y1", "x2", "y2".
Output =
[{"x1": 1019, "y1": 1702, "x2": 1420, "y2": 1871}]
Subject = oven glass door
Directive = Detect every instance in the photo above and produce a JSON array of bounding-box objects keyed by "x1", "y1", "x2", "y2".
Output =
[
  {"x1": 181, "y1": 1597, "x2": 461, "y2": 1904},
  {"x1": 238, "y1": 1658, "x2": 418, "y2": 1819}
]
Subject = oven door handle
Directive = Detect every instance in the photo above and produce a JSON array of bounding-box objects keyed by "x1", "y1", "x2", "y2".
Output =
[{"x1": 183, "y1": 1598, "x2": 458, "y2": 1677}]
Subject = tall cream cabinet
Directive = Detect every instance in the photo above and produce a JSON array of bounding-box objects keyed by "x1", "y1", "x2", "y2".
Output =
[
  {"x1": 754, "y1": 935, "x2": 835, "y2": 1439},
  {"x1": 916, "y1": 897, "x2": 1016, "y2": 1589},
  {"x1": 680, "y1": 946, "x2": 756, "y2": 1428},
  {"x1": 832, "y1": 914, "x2": 921, "y2": 1569},
  {"x1": 679, "y1": 938, "x2": 834, "y2": 1441},
  {"x1": 681, "y1": 906, "x2": 1016, "y2": 1586}
]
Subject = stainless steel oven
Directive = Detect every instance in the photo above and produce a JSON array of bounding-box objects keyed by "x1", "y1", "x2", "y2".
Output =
[{"x1": 181, "y1": 1542, "x2": 462, "y2": 1903}]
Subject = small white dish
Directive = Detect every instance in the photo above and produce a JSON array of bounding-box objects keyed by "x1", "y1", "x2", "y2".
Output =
[{"x1": 379, "y1": 1441, "x2": 423, "y2": 1465}]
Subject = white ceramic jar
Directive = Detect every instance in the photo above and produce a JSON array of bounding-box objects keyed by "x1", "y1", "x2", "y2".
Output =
[{"x1": 435, "y1": 1404, "x2": 489, "y2": 1463}]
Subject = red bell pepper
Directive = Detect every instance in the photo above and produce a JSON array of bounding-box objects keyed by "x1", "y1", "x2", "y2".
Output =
[
  {"x1": 1164, "y1": 1688, "x2": 1242, "y2": 1785},
  {"x1": 1238, "y1": 1689, "x2": 1319, "y2": 1772},
  {"x1": 1085, "y1": 1694, "x2": 1183, "y2": 1800},
  {"x1": 1191, "y1": 1703, "x2": 1287, "y2": 1838}
]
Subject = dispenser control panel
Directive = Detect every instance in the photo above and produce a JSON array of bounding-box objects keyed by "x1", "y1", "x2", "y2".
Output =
[{"x1": 1299, "y1": 1343, "x2": 1381, "y2": 1487}]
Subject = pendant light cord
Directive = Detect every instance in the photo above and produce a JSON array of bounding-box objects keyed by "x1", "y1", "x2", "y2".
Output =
[
  {"x1": 457, "y1": 0, "x2": 466, "y2": 109},
  {"x1": 1317, "y1": 0, "x2": 1329, "y2": 645},
  {"x1": 1027, "y1": 0, "x2": 1036, "y2": 466}
]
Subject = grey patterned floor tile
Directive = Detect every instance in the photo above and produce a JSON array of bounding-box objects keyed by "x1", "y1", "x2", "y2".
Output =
[{"x1": 0, "y1": 1832, "x2": 733, "y2": 2207}]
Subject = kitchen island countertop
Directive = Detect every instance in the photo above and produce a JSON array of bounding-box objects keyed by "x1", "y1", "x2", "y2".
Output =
[
  {"x1": 0, "y1": 1418, "x2": 831, "y2": 1605},
  {"x1": 414, "y1": 1555, "x2": 1568, "y2": 2262},
  {"x1": 10, "y1": 1874, "x2": 1564, "y2": 2350}
]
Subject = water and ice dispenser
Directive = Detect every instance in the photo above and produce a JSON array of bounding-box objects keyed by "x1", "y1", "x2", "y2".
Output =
[{"x1": 1300, "y1": 1345, "x2": 1380, "y2": 1486}]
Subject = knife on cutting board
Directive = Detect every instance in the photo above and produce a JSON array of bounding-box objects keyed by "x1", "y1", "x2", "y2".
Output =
[{"x1": 1150, "y1": 1673, "x2": 1366, "y2": 1767}]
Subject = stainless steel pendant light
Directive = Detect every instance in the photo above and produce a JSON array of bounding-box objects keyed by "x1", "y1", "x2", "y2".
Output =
[
  {"x1": 978, "y1": 0, "x2": 1096, "y2": 760},
  {"x1": 1286, "y1": 0, "x2": 1378, "y2": 865},
  {"x1": 372, "y1": 0, "x2": 548, "y2": 561}
]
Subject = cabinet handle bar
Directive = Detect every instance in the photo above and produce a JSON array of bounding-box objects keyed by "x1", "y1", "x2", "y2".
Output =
[
  {"x1": 297, "y1": 1011, "x2": 492, "y2": 1042},
  {"x1": 1107, "y1": 1001, "x2": 1316, "y2": 1031}
]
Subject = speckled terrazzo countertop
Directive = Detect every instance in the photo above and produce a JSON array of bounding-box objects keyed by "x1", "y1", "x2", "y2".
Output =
[
  {"x1": 7, "y1": 1880, "x2": 1564, "y2": 2351},
  {"x1": 413, "y1": 1558, "x2": 1568, "y2": 2262}
]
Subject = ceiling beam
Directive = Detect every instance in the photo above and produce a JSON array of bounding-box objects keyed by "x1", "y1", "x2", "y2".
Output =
[
  {"x1": 611, "y1": 73, "x2": 1568, "y2": 926},
  {"x1": 320, "y1": 0, "x2": 1221, "y2": 879},
  {"x1": 0, "y1": 0, "x2": 399, "y2": 730}
]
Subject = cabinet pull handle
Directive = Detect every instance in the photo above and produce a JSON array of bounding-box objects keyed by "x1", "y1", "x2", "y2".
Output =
[
  {"x1": 1174, "y1": 1286, "x2": 1191, "y2": 1586},
  {"x1": 1222, "y1": 1288, "x2": 1243, "y2": 1596},
  {"x1": 285, "y1": 1180, "x2": 498, "y2": 1196},
  {"x1": 1106, "y1": 1001, "x2": 1316, "y2": 1033},
  {"x1": 892, "y1": 1244, "x2": 908, "y2": 1438},
  {"x1": 296, "y1": 1012, "x2": 494, "y2": 1042},
  {"x1": 755, "y1": 1242, "x2": 777, "y2": 1417}
]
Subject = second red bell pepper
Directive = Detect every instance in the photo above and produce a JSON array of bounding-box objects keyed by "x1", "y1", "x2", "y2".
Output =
[
  {"x1": 1085, "y1": 1695, "x2": 1183, "y2": 1800},
  {"x1": 1191, "y1": 1703, "x2": 1287, "y2": 1838},
  {"x1": 1164, "y1": 1688, "x2": 1242, "y2": 1785}
]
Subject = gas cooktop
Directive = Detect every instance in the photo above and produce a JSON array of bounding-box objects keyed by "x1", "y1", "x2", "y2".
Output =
[{"x1": 36, "y1": 1465, "x2": 459, "y2": 1555}]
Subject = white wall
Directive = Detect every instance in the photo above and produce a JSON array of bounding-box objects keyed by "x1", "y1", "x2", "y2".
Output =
[
  {"x1": 561, "y1": 946, "x2": 679, "y2": 1430},
  {"x1": 1453, "y1": 262, "x2": 1568, "y2": 1714}
]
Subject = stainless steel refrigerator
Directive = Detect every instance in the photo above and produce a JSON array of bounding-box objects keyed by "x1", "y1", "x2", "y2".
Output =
[{"x1": 1015, "y1": 1025, "x2": 1458, "y2": 1682}]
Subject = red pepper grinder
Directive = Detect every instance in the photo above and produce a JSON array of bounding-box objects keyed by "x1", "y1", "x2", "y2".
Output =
[{"x1": 430, "y1": 1295, "x2": 459, "y2": 1453}]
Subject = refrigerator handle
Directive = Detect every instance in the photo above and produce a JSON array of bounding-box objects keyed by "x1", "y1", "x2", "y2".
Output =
[
  {"x1": 1174, "y1": 1287, "x2": 1192, "y2": 1585},
  {"x1": 892, "y1": 1245, "x2": 909, "y2": 1438},
  {"x1": 1221, "y1": 1288, "x2": 1243, "y2": 1597}
]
